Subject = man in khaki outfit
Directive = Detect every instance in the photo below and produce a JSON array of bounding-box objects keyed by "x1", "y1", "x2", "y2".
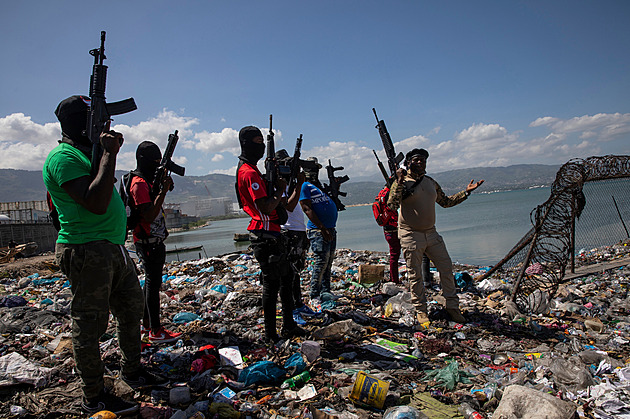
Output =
[{"x1": 387, "y1": 148, "x2": 483, "y2": 325}]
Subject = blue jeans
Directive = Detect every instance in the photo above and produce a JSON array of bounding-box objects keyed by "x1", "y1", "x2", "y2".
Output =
[{"x1": 307, "y1": 228, "x2": 337, "y2": 299}]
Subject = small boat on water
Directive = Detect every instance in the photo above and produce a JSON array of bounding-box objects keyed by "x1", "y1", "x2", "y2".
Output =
[
  {"x1": 166, "y1": 244, "x2": 208, "y2": 261},
  {"x1": 166, "y1": 245, "x2": 204, "y2": 254},
  {"x1": 233, "y1": 233, "x2": 250, "y2": 242}
]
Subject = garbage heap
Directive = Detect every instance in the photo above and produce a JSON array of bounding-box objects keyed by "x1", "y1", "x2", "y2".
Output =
[{"x1": 0, "y1": 240, "x2": 629, "y2": 418}]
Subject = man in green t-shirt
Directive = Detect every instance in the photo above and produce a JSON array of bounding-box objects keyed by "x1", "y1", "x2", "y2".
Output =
[{"x1": 43, "y1": 96, "x2": 166, "y2": 416}]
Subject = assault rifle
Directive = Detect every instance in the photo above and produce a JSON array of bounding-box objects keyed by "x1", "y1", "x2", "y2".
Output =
[
  {"x1": 287, "y1": 134, "x2": 303, "y2": 197},
  {"x1": 324, "y1": 159, "x2": 349, "y2": 211},
  {"x1": 264, "y1": 115, "x2": 288, "y2": 224},
  {"x1": 372, "y1": 108, "x2": 403, "y2": 178},
  {"x1": 372, "y1": 149, "x2": 390, "y2": 185},
  {"x1": 86, "y1": 31, "x2": 137, "y2": 177},
  {"x1": 264, "y1": 115, "x2": 277, "y2": 197},
  {"x1": 151, "y1": 130, "x2": 186, "y2": 197}
]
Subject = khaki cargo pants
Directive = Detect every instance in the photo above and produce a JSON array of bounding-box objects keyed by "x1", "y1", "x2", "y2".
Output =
[
  {"x1": 56, "y1": 241, "x2": 144, "y2": 399},
  {"x1": 399, "y1": 227, "x2": 459, "y2": 313}
]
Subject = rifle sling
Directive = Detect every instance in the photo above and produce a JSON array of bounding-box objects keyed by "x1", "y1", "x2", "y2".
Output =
[{"x1": 401, "y1": 176, "x2": 424, "y2": 200}]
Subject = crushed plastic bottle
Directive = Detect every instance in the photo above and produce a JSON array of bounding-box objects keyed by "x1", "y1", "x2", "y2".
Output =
[
  {"x1": 459, "y1": 402, "x2": 484, "y2": 419},
  {"x1": 281, "y1": 370, "x2": 311, "y2": 389}
]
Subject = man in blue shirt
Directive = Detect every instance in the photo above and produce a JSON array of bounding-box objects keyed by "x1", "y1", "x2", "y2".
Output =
[{"x1": 299, "y1": 157, "x2": 339, "y2": 304}]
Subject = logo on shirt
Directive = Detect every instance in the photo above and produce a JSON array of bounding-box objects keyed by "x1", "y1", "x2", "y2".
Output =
[{"x1": 251, "y1": 182, "x2": 260, "y2": 191}]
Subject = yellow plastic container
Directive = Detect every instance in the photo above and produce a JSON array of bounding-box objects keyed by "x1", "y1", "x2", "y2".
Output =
[{"x1": 349, "y1": 371, "x2": 390, "y2": 410}]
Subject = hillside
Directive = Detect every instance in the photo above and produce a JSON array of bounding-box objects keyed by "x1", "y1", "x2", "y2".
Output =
[{"x1": 0, "y1": 163, "x2": 560, "y2": 206}]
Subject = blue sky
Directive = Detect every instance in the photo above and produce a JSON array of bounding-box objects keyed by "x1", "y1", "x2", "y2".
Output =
[{"x1": 1, "y1": 1, "x2": 629, "y2": 180}]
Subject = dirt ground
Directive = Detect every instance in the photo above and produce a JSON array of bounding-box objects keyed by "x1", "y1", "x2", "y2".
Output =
[{"x1": 0, "y1": 253, "x2": 59, "y2": 279}]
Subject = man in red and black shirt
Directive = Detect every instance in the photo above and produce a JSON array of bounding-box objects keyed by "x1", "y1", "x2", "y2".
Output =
[
  {"x1": 129, "y1": 141, "x2": 182, "y2": 344},
  {"x1": 236, "y1": 126, "x2": 306, "y2": 343}
]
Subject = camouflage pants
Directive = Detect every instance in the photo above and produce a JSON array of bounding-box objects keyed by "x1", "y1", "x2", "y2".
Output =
[{"x1": 56, "y1": 241, "x2": 144, "y2": 399}]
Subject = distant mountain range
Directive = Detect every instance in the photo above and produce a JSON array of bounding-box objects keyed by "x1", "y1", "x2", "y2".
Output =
[{"x1": 0, "y1": 163, "x2": 560, "y2": 207}]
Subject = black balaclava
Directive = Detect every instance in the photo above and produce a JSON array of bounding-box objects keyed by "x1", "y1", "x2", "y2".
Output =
[
  {"x1": 238, "y1": 126, "x2": 265, "y2": 164},
  {"x1": 54, "y1": 95, "x2": 92, "y2": 155},
  {"x1": 136, "y1": 141, "x2": 162, "y2": 183}
]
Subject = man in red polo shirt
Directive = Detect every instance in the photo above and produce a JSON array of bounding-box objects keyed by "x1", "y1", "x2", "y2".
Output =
[{"x1": 235, "y1": 125, "x2": 306, "y2": 343}]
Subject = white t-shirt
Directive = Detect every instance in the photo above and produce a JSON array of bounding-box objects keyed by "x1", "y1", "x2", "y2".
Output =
[{"x1": 282, "y1": 187, "x2": 306, "y2": 231}]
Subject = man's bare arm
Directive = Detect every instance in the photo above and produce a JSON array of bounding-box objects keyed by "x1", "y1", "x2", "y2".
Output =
[{"x1": 62, "y1": 129, "x2": 122, "y2": 215}]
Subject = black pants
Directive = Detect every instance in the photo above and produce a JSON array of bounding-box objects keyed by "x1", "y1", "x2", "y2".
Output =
[
  {"x1": 250, "y1": 232, "x2": 296, "y2": 338},
  {"x1": 282, "y1": 230, "x2": 309, "y2": 308},
  {"x1": 135, "y1": 241, "x2": 166, "y2": 331}
]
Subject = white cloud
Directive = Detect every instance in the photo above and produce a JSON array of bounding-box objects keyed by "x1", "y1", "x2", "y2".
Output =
[
  {"x1": 0, "y1": 141, "x2": 54, "y2": 170},
  {"x1": 194, "y1": 128, "x2": 239, "y2": 155},
  {"x1": 0, "y1": 110, "x2": 626, "y2": 180},
  {"x1": 117, "y1": 109, "x2": 199, "y2": 149},
  {"x1": 0, "y1": 113, "x2": 61, "y2": 170},
  {"x1": 210, "y1": 165, "x2": 238, "y2": 175},
  {"x1": 530, "y1": 116, "x2": 560, "y2": 127},
  {"x1": 0, "y1": 113, "x2": 60, "y2": 145},
  {"x1": 303, "y1": 140, "x2": 376, "y2": 180},
  {"x1": 530, "y1": 113, "x2": 630, "y2": 141}
]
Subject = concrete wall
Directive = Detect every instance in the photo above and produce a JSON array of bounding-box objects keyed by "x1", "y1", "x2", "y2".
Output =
[{"x1": 0, "y1": 223, "x2": 58, "y2": 253}]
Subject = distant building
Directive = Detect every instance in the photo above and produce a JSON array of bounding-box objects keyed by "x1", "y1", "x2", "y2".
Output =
[
  {"x1": 0, "y1": 201, "x2": 51, "y2": 223},
  {"x1": 163, "y1": 203, "x2": 199, "y2": 229},
  {"x1": 179, "y1": 197, "x2": 234, "y2": 218}
]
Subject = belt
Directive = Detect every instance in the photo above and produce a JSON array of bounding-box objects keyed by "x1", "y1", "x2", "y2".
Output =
[
  {"x1": 136, "y1": 237, "x2": 163, "y2": 245},
  {"x1": 249, "y1": 230, "x2": 281, "y2": 241}
]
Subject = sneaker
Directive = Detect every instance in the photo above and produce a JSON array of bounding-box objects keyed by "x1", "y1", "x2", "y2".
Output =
[
  {"x1": 281, "y1": 325, "x2": 308, "y2": 339},
  {"x1": 148, "y1": 327, "x2": 182, "y2": 344},
  {"x1": 293, "y1": 311, "x2": 307, "y2": 326},
  {"x1": 446, "y1": 308, "x2": 466, "y2": 324},
  {"x1": 81, "y1": 390, "x2": 139, "y2": 416},
  {"x1": 122, "y1": 367, "x2": 169, "y2": 389},
  {"x1": 295, "y1": 304, "x2": 317, "y2": 317}
]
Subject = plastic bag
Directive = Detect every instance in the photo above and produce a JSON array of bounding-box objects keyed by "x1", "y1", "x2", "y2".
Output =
[
  {"x1": 549, "y1": 357, "x2": 594, "y2": 391},
  {"x1": 284, "y1": 352, "x2": 307, "y2": 376},
  {"x1": 238, "y1": 361, "x2": 286, "y2": 386},
  {"x1": 384, "y1": 292, "x2": 414, "y2": 317},
  {"x1": 383, "y1": 405, "x2": 427, "y2": 419},
  {"x1": 423, "y1": 361, "x2": 472, "y2": 390}
]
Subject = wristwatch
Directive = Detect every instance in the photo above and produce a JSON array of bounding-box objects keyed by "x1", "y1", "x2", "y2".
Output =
[{"x1": 465, "y1": 190, "x2": 471, "y2": 197}]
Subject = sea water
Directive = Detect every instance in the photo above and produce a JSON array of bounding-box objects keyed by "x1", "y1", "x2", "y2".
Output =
[{"x1": 165, "y1": 180, "x2": 629, "y2": 266}]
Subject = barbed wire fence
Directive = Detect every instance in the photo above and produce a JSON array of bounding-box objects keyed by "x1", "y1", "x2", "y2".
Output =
[{"x1": 478, "y1": 155, "x2": 630, "y2": 313}]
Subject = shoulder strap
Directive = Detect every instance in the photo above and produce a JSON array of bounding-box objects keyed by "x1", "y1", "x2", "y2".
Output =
[
  {"x1": 402, "y1": 176, "x2": 424, "y2": 200},
  {"x1": 235, "y1": 159, "x2": 246, "y2": 209}
]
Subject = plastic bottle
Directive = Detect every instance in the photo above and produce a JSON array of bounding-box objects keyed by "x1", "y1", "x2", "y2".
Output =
[
  {"x1": 459, "y1": 403, "x2": 484, "y2": 419},
  {"x1": 281, "y1": 370, "x2": 311, "y2": 389}
]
